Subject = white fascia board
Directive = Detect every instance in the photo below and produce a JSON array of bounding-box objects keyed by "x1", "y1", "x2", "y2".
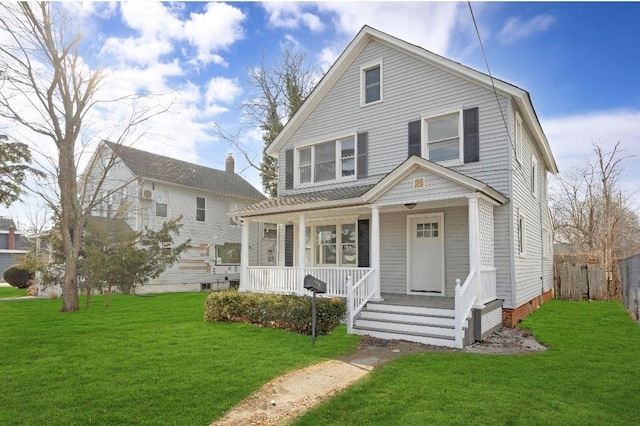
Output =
[
  {"x1": 238, "y1": 198, "x2": 366, "y2": 218},
  {"x1": 364, "y1": 157, "x2": 508, "y2": 205},
  {"x1": 515, "y1": 96, "x2": 559, "y2": 175}
]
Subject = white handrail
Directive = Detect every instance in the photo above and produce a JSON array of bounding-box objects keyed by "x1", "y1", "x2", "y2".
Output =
[
  {"x1": 454, "y1": 269, "x2": 477, "y2": 349},
  {"x1": 347, "y1": 268, "x2": 375, "y2": 333}
]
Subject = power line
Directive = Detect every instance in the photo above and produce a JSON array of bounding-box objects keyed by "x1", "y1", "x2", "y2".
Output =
[{"x1": 467, "y1": 2, "x2": 516, "y2": 153}]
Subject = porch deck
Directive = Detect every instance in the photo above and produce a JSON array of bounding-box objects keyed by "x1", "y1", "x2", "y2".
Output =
[{"x1": 379, "y1": 293, "x2": 455, "y2": 309}]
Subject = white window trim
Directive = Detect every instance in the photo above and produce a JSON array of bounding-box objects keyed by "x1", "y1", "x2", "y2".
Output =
[
  {"x1": 518, "y1": 209, "x2": 526, "y2": 257},
  {"x1": 531, "y1": 155, "x2": 538, "y2": 197},
  {"x1": 515, "y1": 112, "x2": 523, "y2": 166},
  {"x1": 360, "y1": 59, "x2": 383, "y2": 107},
  {"x1": 421, "y1": 107, "x2": 464, "y2": 167},
  {"x1": 294, "y1": 133, "x2": 358, "y2": 189},
  {"x1": 294, "y1": 218, "x2": 359, "y2": 267}
]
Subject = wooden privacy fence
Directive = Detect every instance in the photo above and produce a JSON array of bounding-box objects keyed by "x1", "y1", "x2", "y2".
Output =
[
  {"x1": 554, "y1": 263, "x2": 608, "y2": 301},
  {"x1": 620, "y1": 255, "x2": 640, "y2": 320}
]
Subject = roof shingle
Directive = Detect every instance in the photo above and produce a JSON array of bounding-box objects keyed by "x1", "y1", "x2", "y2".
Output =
[{"x1": 105, "y1": 142, "x2": 265, "y2": 201}]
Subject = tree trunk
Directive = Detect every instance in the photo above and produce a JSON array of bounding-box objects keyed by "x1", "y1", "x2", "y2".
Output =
[{"x1": 59, "y1": 141, "x2": 82, "y2": 312}]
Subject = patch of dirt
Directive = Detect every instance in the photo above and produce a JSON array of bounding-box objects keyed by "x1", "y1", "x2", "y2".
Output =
[{"x1": 212, "y1": 328, "x2": 545, "y2": 426}]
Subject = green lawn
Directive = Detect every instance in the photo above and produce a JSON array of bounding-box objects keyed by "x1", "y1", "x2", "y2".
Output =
[
  {"x1": 0, "y1": 292, "x2": 359, "y2": 426},
  {"x1": 295, "y1": 300, "x2": 640, "y2": 426},
  {"x1": 0, "y1": 286, "x2": 27, "y2": 298}
]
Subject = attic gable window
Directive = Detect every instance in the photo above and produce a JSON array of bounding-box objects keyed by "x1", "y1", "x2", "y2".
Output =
[
  {"x1": 361, "y1": 61, "x2": 383, "y2": 106},
  {"x1": 296, "y1": 135, "x2": 357, "y2": 186},
  {"x1": 196, "y1": 197, "x2": 205, "y2": 222}
]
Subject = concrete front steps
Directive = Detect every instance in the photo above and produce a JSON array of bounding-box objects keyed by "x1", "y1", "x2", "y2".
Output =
[{"x1": 351, "y1": 301, "x2": 470, "y2": 348}]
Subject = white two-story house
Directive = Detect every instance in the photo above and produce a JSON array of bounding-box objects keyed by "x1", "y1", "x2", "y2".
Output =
[
  {"x1": 232, "y1": 26, "x2": 558, "y2": 348},
  {"x1": 82, "y1": 141, "x2": 268, "y2": 294}
]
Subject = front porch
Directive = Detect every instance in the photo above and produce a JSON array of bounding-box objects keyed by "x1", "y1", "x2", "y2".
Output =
[{"x1": 234, "y1": 157, "x2": 508, "y2": 348}]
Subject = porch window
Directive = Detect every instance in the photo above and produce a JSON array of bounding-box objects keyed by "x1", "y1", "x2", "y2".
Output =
[
  {"x1": 296, "y1": 135, "x2": 357, "y2": 186},
  {"x1": 216, "y1": 242, "x2": 241, "y2": 265},
  {"x1": 303, "y1": 222, "x2": 358, "y2": 266},
  {"x1": 425, "y1": 112, "x2": 460, "y2": 163}
]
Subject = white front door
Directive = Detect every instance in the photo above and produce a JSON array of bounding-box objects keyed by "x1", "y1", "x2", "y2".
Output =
[{"x1": 408, "y1": 213, "x2": 444, "y2": 294}]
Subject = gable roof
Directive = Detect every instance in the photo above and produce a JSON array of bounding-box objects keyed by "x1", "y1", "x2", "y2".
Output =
[
  {"x1": 234, "y1": 156, "x2": 507, "y2": 218},
  {"x1": 266, "y1": 25, "x2": 558, "y2": 175},
  {"x1": 104, "y1": 142, "x2": 265, "y2": 202}
]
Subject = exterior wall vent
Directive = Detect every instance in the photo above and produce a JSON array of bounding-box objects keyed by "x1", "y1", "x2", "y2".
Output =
[{"x1": 413, "y1": 177, "x2": 425, "y2": 189}]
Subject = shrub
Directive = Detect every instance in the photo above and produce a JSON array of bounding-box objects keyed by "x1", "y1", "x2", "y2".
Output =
[
  {"x1": 3, "y1": 265, "x2": 33, "y2": 289},
  {"x1": 204, "y1": 290, "x2": 346, "y2": 336}
]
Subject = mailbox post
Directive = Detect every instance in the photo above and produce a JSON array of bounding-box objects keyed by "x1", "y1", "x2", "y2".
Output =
[{"x1": 304, "y1": 274, "x2": 327, "y2": 345}]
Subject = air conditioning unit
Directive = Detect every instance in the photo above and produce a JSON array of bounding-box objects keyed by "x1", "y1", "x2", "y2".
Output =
[{"x1": 142, "y1": 189, "x2": 154, "y2": 201}]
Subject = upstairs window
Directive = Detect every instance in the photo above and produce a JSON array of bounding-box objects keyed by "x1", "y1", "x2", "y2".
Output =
[
  {"x1": 296, "y1": 135, "x2": 356, "y2": 186},
  {"x1": 531, "y1": 156, "x2": 538, "y2": 197},
  {"x1": 515, "y1": 112, "x2": 523, "y2": 164},
  {"x1": 425, "y1": 112, "x2": 461, "y2": 163},
  {"x1": 361, "y1": 61, "x2": 382, "y2": 105},
  {"x1": 196, "y1": 197, "x2": 206, "y2": 222}
]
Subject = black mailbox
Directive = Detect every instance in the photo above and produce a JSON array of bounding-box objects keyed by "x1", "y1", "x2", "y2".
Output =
[{"x1": 304, "y1": 274, "x2": 327, "y2": 294}]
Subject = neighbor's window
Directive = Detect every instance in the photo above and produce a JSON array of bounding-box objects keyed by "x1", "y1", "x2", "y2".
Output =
[
  {"x1": 160, "y1": 241, "x2": 172, "y2": 255},
  {"x1": 215, "y1": 242, "x2": 241, "y2": 265},
  {"x1": 362, "y1": 63, "x2": 382, "y2": 105},
  {"x1": 297, "y1": 136, "x2": 356, "y2": 185},
  {"x1": 196, "y1": 197, "x2": 206, "y2": 222},
  {"x1": 155, "y1": 189, "x2": 167, "y2": 217},
  {"x1": 425, "y1": 112, "x2": 461, "y2": 163}
]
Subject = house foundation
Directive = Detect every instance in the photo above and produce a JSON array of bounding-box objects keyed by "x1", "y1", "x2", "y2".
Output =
[{"x1": 502, "y1": 289, "x2": 554, "y2": 327}]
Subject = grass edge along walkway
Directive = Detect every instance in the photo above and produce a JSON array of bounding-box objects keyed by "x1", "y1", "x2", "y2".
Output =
[
  {"x1": 0, "y1": 292, "x2": 359, "y2": 426},
  {"x1": 294, "y1": 300, "x2": 640, "y2": 426}
]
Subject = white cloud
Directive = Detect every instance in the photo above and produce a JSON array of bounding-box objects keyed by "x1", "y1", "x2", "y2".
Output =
[
  {"x1": 119, "y1": 2, "x2": 184, "y2": 39},
  {"x1": 205, "y1": 77, "x2": 242, "y2": 105},
  {"x1": 498, "y1": 14, "x2": 555, "y2": 45},
  {"x1": 542, "y1": 110, "x2": 640, "y2": 193},
  {"x1": 262, "y1": 3, "x2": 325, "y2": 33},
  {"x1": 183, "y1": 2, "x2": 246, "y2": 65}
]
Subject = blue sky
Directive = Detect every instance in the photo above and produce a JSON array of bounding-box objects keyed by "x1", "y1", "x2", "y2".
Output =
[{"x1": 2, "y1": 1, "x2": 640, "y2": 223}]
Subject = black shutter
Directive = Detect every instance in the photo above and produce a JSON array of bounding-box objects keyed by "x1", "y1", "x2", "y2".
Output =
[
  {"x1": 285, "y1": 149, "x2": 294, "y2": 190},
  {"x1": 408, "y1": 120, "x2": 421, "y2": 158},
  {"x1": 357, "y1": 219, "x2": 370, "y2": 267},
  {"x1": 284, "y1": 224, "x2": 293, "y2": 267},
  {"x1": 463, "y1": 107, "x2": 479, "y2": 163},
  {"x1": 357, "y1": 132, "x2": 368, "y2": 179}
]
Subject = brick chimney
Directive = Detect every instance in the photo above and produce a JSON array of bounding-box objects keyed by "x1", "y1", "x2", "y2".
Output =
[
  {"x1": 8, "y1": 226, "x2": 15, "y2": 250},
  {"x1": 225, "y1": 153, "x2": 235, "y2": 173}
]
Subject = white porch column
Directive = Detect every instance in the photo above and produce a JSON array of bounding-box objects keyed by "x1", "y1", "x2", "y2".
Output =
[
  {"x1": 239, "y1": 218, "x2": 250, "y2": 292},
  {"x1": 467, "y1": 194, "x2": 483, "y2": 307},
  {"x1": 371, "y1": 205, "x2": 382, "y2": 301},
  {"x1": 297, "y1": 212, "x2": 306, "y2": 295}
]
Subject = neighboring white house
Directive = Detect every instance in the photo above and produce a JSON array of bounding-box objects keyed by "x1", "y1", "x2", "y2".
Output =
[
  {"x1": 0, "y1": 218, "x2": 29, "y2": 282},
  {"x1": 82, "y1": 141, "x2": 269, "y2": 293},
  {"x1": 231, "y1": 26, "x2": 558, "y2": 348}
]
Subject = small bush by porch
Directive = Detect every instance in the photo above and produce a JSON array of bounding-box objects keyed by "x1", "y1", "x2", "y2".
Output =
[{"x1": 204, "y1": 290, "x2": 346, "y2": 336}]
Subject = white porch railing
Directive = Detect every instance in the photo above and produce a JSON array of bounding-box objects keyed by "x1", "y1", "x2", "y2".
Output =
[
  {"x1": 454, "y1": 269, "x2": 478, "y2": 349},
  {"x1": 304, "y1": 267, "x2": 372, "y2": 297},
  {"x1": 245, "y1": 267, "x2": 298, "y2": 294},
  {"x1": 244, "y1": 266, "x2": 372, "y2": 297},
  {"x1": 480, "y1": 267, "x2": 497, "y2": 304},
  {"x1": 347, "y1": 268, "x2": 376, "y2": 333}
]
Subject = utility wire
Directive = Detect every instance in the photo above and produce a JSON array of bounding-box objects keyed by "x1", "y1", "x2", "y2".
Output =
[{"x1": 467, "y1": 2, "x2": 516, "y2": 153}]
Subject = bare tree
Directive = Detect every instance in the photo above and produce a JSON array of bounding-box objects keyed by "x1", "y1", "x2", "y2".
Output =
[
  {"x1": 551, "y1": 142, "x2": 639, "y2": 294},
  {"x1": 0, "y1": 3, "x2": 169, "y2": 311},
  {"x1": 214, "y1": 48, "x2": 317, "y2": 197}
]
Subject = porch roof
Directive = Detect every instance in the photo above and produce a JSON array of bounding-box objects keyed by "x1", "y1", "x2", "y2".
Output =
[
  {"x1": 234, "y1": 156, "x2": 508, "y2": 218},
  {"x1": 234, "y1": 183, "x2": 377, "y2": 216}
]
